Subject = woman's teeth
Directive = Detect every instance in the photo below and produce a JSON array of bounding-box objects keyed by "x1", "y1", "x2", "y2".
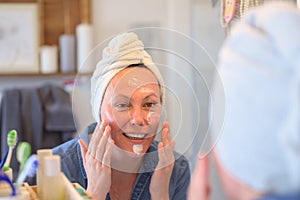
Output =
[{"x1": 123, "y1": 133, "x2": 146, "y2": 140}]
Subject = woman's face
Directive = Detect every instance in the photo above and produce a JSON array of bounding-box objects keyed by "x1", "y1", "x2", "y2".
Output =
[{"x1": 100, "y1": 67, "x2": 162, "y2": 153}]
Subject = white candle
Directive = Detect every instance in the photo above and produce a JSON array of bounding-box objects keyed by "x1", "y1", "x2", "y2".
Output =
[
  {"x1": 40, "y1": 45, "x2": 58, "y2": 74},
  {"x1": 76, "y1": 23, "x2": 94, "y2": 73}
]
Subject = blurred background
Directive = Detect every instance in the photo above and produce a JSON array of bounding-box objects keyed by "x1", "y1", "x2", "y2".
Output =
[{"x1": 0, "y1": 0, "x2": 297, "y2": 199}]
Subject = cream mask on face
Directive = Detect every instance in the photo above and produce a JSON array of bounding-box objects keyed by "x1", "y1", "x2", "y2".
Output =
[
  {"x1": 128, "y1": 77, "x2": 143, "y2": 87},
  {"x1": 133, "y1": 144, "x2": 143, "y2": 154},
  {"x1": 110, "y1": 68, "x2": 162, "y2": 139}
]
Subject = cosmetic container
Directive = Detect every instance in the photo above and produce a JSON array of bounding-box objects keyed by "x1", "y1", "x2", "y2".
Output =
[
  {"x1": 43, "y1": 155, "x2": 64, "y2": 200},
  {"x1": 37, "y1": 149, "x2": 52, "y2": 200}
]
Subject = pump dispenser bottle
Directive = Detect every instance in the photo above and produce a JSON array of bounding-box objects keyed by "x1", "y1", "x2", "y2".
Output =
[
  {"x1": 37, "y1": 149, "x2": 52, "y2": 199},
  {"x1": 43, "y1": 155, "x2": 64, "y2": 200}
]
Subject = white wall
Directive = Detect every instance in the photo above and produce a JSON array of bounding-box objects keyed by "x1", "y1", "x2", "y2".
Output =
[
  {"x1": 191, "y1": 1, "x2": 226, "y2": 199},
  {"x1": 92, "y1": 0, "x2": 168, "y2": 44}
]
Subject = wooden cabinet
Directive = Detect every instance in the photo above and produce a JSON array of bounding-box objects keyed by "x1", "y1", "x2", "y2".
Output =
[
  {"x1": 0, "y1": 0, "x2": 91, "y2": 76},
  {"x1": 38, "y1": 0, "x2": 91, "y2": 46},
  {"x1": 0, "y1": 0, "x2": 90, "y2": 45}
]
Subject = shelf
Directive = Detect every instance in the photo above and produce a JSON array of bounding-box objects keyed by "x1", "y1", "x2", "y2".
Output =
[{"x1": 0, "y1": 72, "x2": 92, "y2": 77}]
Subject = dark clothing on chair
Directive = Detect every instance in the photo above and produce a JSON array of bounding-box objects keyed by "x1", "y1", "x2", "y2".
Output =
[{"x1": 0, "y1": 85, "x2": 76, "y2": 182}]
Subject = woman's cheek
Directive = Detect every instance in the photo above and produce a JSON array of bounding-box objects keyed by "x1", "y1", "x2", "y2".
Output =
[
  {"x1": 147, "y1": 111, "x2": 161, "y2": 133},
  {"x1": 103, "y1": 110, "x2": 113, "y2": 123}
]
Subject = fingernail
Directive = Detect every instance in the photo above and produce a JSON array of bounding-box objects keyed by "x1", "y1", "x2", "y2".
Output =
[
  {"x1": 104, "y1": 126, "x2": 110, "y2": 136},
  {"x1": 163, "y1": 127, "x2": 168, "y2": 133},
  {"x1": 110, "y1": 139, "x2": 115, "y2": 145},
  {"x1": 198, "y1": 152, "x2": 208, "y2": 160}
]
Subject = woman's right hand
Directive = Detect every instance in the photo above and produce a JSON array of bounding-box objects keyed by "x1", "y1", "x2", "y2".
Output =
[{"x1": 78, "y1": 120, "x2": 114, "y2": 200}]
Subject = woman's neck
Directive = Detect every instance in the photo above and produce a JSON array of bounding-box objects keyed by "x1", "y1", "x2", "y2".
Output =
[{"x1": 109, "y1": 169, "x2": 138, "y2": 200}]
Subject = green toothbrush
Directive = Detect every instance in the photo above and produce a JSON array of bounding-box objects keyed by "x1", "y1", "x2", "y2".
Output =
[
  {"x1": 16, "y1": 142, "x2": 31, "y2": 173},
  {"x1": 2, "y1": 130, "x2": 18, "y2": 172}
]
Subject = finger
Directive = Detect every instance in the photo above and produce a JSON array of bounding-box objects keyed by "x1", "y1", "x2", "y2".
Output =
[
  {"x1": 161, "y1": 122, "x2": 175, "y2": 164},
  {"x1": 102, "y1": 139, "x2": 114, "y2": 169},
  {"x1": 162, "y1": 122, "x2": 172, "y2": 144},
  {"x1": 164, "y1": 122, "x2": 171, "y2": 142},
  {"x1": 161, "y1": 125, "x2": 168, "y2": 145},
  {"x1": 90, "y1": 120, "x2": 107, "y2": 146},
  {"x1": 89, "y1": 120, "x2": 107, "y2": 156},
  {"x1": 170, "y1": 141, "x2": 175, "y2": 150},
  {"x1": 166, "y1": 140, "x2": 175, "y2": 156},
  {"x1": 88, "y1": 121, "x2": 102, "y2": 152},
  {"x1": 195, "y1": 155, "x2": 209, "y2": 185},
  {"x1": 78, "y1": 139, "x2": 88, "y2": 167},
  {"x1": 95, "y1": 125, "x2": 111, "y2": 161},
  {"x1": 188, "y1": 155, "x2": 210, "y2": 200},
  {"x1": 164, "y1": 140, "x2": 175, "y2": 165},
  {"x1": 157, "y1": 142, "x2": 166, "y2": 169},
  {"x1": 194, "y1": 155, "x2": 210, "y2": 194}
]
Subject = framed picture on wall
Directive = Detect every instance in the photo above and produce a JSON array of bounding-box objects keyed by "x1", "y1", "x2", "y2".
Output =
[{"x1": 0, "y1": 3, "x2": 39, "y2": 74}]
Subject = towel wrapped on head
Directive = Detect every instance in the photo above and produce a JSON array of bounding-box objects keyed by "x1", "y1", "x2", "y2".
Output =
[
  {"x1": 90, "y1": 32, "x2": 165, "y2": 122},
  {"x1": 213, "y1": 2, "x2": 300, "y2": 194}
]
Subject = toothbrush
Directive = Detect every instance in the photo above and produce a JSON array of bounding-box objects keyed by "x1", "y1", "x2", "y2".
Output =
[
  {"x1": 0, "y1": 170, "x2": 16, "y2": 196},
  {"x1": 2, "y1": 130, "x2": 18, "y2": 172},
  {"x1": 16, "y1": 142, "x2": 31, "y2": 173},
  {"x1": 0, "y1": 150, "x2": 8, "y2": 169},
  {"x1": 15, "y1": 154, "x2": 38, "y2": 190}
]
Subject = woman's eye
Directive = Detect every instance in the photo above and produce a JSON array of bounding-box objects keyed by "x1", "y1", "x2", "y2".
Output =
[
  {"x1": 144, "y1": 102, "x2": 156, "y2": 108},
  {"x1": 114, "y1": 103, "x2": 130, "y2": 111}
]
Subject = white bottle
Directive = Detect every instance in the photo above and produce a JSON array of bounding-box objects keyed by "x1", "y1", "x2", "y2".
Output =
[
  {"x1": 37, "y1": 149, "x2": 53, "y2": 200},
  {"x1": 43, "y1": 155, "x2": 64, "y2": 200}
]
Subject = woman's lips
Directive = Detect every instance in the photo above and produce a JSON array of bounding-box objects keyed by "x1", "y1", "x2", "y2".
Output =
[{"x1": 123, "y1": 133, "x2": 147, "y2": 140}]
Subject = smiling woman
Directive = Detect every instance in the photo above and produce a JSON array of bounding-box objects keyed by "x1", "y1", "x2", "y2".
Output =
[
  {"x1": 52, "y1": 32, "x2": 190, "y2": 200},
  {"x1": 101, "y1": 66, "x2": 161, "y2": 154}
]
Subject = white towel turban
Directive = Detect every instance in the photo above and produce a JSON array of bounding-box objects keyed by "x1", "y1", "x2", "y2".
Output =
[
  {"x1": 213, "y1": 2, "x2": 300, "y2": 194},
  {"x1": 90, "y1": 32, "x2": 165, "y2": 122}
]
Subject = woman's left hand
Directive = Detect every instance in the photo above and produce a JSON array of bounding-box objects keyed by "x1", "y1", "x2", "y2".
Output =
[{"x1": 150, "y1": 122, "x2": 175, "y2": 200}]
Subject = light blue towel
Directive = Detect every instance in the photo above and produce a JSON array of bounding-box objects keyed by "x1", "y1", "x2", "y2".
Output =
[{"x1": 212, "y1": 2, "x2": 300, "y2": 194}]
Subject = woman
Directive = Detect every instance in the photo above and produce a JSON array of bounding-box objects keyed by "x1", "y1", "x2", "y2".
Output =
[
  {"x1": 188, "y1": 2, "x2": 300, "y2": 200},
  {"x1": 53, "y1": 32, "x2": 190, "y2": 200}
]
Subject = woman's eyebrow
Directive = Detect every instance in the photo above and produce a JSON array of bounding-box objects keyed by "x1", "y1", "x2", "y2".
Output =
[
  {"x1": 143, "y1": 94, "x2": 159, "y2": 100},
  {"x1": 113, "y1": 94, "x2": 129, "y2": 100}
]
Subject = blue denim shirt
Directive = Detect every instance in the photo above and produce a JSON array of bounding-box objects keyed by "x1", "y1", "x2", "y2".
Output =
[{"x1": 53, "y1": 123, "x2": 190, "y2": 200}]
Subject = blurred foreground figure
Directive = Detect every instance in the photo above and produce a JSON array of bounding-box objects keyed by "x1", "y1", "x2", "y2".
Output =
[{"x1": 188, "y1": 2, "x2": 300, "y2": 200}]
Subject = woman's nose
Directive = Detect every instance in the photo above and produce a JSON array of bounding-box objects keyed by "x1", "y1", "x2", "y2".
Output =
[{"x1": 130, "y1": 107, "x2": 146, "y2": 126}]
